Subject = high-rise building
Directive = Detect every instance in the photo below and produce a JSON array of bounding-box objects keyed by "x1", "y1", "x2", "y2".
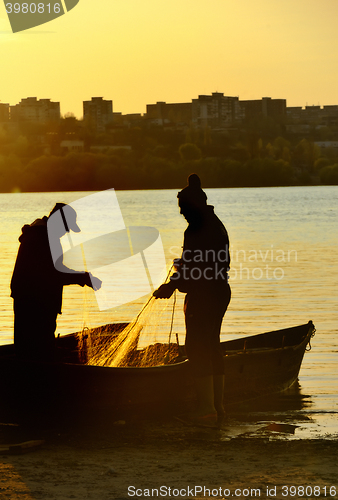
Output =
[
  {"x1": 10, "y1": 97, "x2": 60, "y2": 123},
  {"x1": 240, "y1": 97, "x2": 286, "y2": 120},
  {"x1": 0, "y1": 103, "x2": 10, "y2": 122},
  {"x1": 321, "y1": 105, "x2": 338, "y2": 126},
  {"x1": 192, "y1": 93, "x2": 243, "y2": 128},
  {"x1": 146, "y1": 93, "x2": 243, "y2": 128},
  {"x1": 146, "y1": 93, "x2": 287, "y2": 129},
  {"x1": 83, "y1": 97, "x2": 113, "y2": 133}
]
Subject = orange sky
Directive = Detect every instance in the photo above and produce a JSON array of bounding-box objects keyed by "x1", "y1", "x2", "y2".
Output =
[{"x1": 1, "y1": 0, "x2": 338, "y2": 118}]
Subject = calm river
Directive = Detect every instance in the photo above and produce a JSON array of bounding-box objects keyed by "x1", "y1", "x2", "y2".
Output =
[{"x1": 0, "y1": 186, "x2": 337, "y2": 439}]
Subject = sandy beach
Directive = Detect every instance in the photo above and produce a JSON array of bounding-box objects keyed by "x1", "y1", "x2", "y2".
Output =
[{"x1": 1, "y1": 417, "x2": 337, "y2": 500}]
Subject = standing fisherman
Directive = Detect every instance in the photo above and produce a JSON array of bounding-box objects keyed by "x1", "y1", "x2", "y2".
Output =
[
  {"x1": 11, "y1": 203, "x2": 101, "y2": 362},
  {"x1": 154, "y1": 174, "x2": 231, "y2": 426}
]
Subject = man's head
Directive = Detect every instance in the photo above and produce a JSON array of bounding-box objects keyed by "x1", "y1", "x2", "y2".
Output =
[
  {"x1": 48, "y1": 203, "x2": 80, "y2": 235},
  {"x1": 177, "y1": 174, "x2": 207, "y2": 223},
  {"x1": 48, "y1": 203, "x2": 80, "y2": 238}
]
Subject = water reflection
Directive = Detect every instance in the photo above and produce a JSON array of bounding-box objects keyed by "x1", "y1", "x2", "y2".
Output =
[
  {"x1": 227, "y1": 382, "x2": 312, "y2": 413},
  {"x1": 220, "y1": 382, "x2": 315, "y2": 440}
]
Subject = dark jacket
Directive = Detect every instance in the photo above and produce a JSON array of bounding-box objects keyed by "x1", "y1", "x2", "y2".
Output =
[
  {"x1": 11, "y1": 217, "x2": 88, "y2": 315},
  {"x1": 170, "y1": 205, "x2": 230, "y2": 294}
]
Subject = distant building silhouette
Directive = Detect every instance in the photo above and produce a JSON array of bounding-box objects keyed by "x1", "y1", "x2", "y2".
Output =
[
  {"x1": 146, "y1": 94, "x2": 285, "y2": 129},
  {"x1": 286, "y1": 106, "x2": 304, "y2": 122},
  {"x1": 303, "y1": 105, "x2": 321, "y2": 122},
  {"x1": 83, "y1": 97, "x2": 113, "y2": 134},
  {"x1": 3, "y1": 92, "x2": 338, "y2": 137},
  {"x1": 287, "y1": 104, "x2": 338, "y2": 132},
  {"x1": 109, "y1": 111, "x2": 144, "y2": 128},
  {"x1": 240, "y1": 97, "x2": 286, "y2": 121},
  {"x1": 10, "y1": 97, "x2": 60, "y2": 123},
  {"x1": 192, "y1": 93, "x2": 243, "y2": 128},
  {"x1": 0, "y1": 103, "x2": 10, "y2": 122},
  {"x1": 123, "y1": 113, "x2": 143, "y2": 125},
  {"x1": 321, "y1": 105, "x2": 338, "y2": 126},
  {"x1": 146, "y1": 101, "x2": 192, "y2": 126}
]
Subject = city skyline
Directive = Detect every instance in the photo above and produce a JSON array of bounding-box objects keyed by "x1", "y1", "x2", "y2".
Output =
[
  {"x1": 1, "y1": 0, "x2": 338, "y2": 118},
  {"x1": 2, "y1": 92, "x2": 338, "y2": 122}
]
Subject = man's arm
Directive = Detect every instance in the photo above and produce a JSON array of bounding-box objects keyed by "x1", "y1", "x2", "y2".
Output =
[{"x1": 59, "y1": 270, "x2": 102, "y2": 291}]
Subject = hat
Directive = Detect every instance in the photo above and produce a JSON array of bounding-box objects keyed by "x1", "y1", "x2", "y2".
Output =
[
  {"x1": 48, "y1": 203, "x2": 81, "y2": 233},
  {"x1": 177, "y1": 174, "x2": 207, "y2": 208}
]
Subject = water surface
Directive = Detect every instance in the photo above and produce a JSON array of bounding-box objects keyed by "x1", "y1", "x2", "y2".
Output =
[{"x1": 0, "y1": 186, "x2": 337, "y2": 439}]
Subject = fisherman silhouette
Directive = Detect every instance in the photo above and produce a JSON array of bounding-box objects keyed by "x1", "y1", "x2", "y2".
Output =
[
  {"x1": 10, "y1": 203, "x2": 101, "y2": 362},
  {"x1": 154, "y1": 174, "x2": 231, "y2": 426}
]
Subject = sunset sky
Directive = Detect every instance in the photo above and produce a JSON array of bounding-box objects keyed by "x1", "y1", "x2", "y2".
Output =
[{"x1": 1, "y1": 0, "x2": 338, "y2": 118}]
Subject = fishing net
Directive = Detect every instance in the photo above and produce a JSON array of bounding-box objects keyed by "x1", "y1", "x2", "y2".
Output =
[{"x1": 80, "y1": 271, "x2": 186, "y2": 368}]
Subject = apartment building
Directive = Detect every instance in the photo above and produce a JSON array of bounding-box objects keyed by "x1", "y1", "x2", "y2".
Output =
[
  {"x1": 146, "y1": 93, "x2": 284, "y2": 129},
  {"x1": 83, "y1": 97, "x2": 113, "y2": 133},
  {"x1": 192, "y1": 93, "x2": 243, "y2": 128},
  {"x1": 240, "y1": 97, "x2": 287, "y2": 120},
  {"x1": 146, "y1": 101, "x2": 192, "y2": 126},
  {"x1": 0, "y1": 103, "x2": 10, "y2": 122},
  {"x1": 10, "y1": 97, "x2": 60, "y2": 123}
]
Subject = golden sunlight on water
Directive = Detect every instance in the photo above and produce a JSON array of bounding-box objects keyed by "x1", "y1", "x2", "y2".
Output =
[{"x1": 0, "y1": 187, "x2": 337, "y2": 438}]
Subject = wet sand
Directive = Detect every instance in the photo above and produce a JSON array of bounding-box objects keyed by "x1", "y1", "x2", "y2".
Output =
[{"x1": 1, "y1": 418, "x2": 337, "y2": 500}]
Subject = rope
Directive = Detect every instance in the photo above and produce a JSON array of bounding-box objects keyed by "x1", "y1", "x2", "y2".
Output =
[
  {"x1": 165, "y1": 289, "x2": 177, "y2": 361},
  {"x1": 306, "y1": 325, "x2": 316, "y2": 351}
]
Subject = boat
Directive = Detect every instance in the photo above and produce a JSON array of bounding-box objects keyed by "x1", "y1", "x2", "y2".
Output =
[{"x1": 0, "y1": 321, "x2": 315, "y2": 422}]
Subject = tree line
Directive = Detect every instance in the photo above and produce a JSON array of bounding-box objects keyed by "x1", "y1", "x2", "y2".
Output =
[{"x1": 0, "y1": 115, "x2": 338, "y2": 192}]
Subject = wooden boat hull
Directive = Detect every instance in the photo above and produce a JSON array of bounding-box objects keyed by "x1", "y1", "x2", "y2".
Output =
[{"x1": 0, "y1": 321, "x2": 315, "y2": 421}]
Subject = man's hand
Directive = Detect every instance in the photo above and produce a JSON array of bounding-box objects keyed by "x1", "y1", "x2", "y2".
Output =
[
  {"x1": 153, "y1": 283, "x2": 174, "y2": 299},
  {"x1": 85, "y1": 272, "x2": 102, "y2": 291},
  {"x1": 90, "y1": 275, "x2": 102, "y2": 291}
]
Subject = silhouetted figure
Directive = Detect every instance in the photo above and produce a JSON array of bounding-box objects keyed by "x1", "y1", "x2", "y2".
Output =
[
  {"x1": 11, "y1": 203, "x2": 101, "y2": 362},
  {"x1": 154, "y1": 174, "x2": 231, "y2": 425}
]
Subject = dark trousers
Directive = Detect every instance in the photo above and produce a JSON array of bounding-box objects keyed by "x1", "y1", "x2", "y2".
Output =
[
  {"x1": 184, "y1": 284, "x2": 231, "y2": 377},
  {"x1": 14, "y1": 299, "x2": 57, "y2": 362}
]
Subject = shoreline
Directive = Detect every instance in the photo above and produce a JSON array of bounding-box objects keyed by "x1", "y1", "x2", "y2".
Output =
[
  {"x1": 1, "y1": 418, "x2": 337, "y2": 500},
  {"x1": 0, "y1": 184, "x2": 336, "y2": 195}
]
